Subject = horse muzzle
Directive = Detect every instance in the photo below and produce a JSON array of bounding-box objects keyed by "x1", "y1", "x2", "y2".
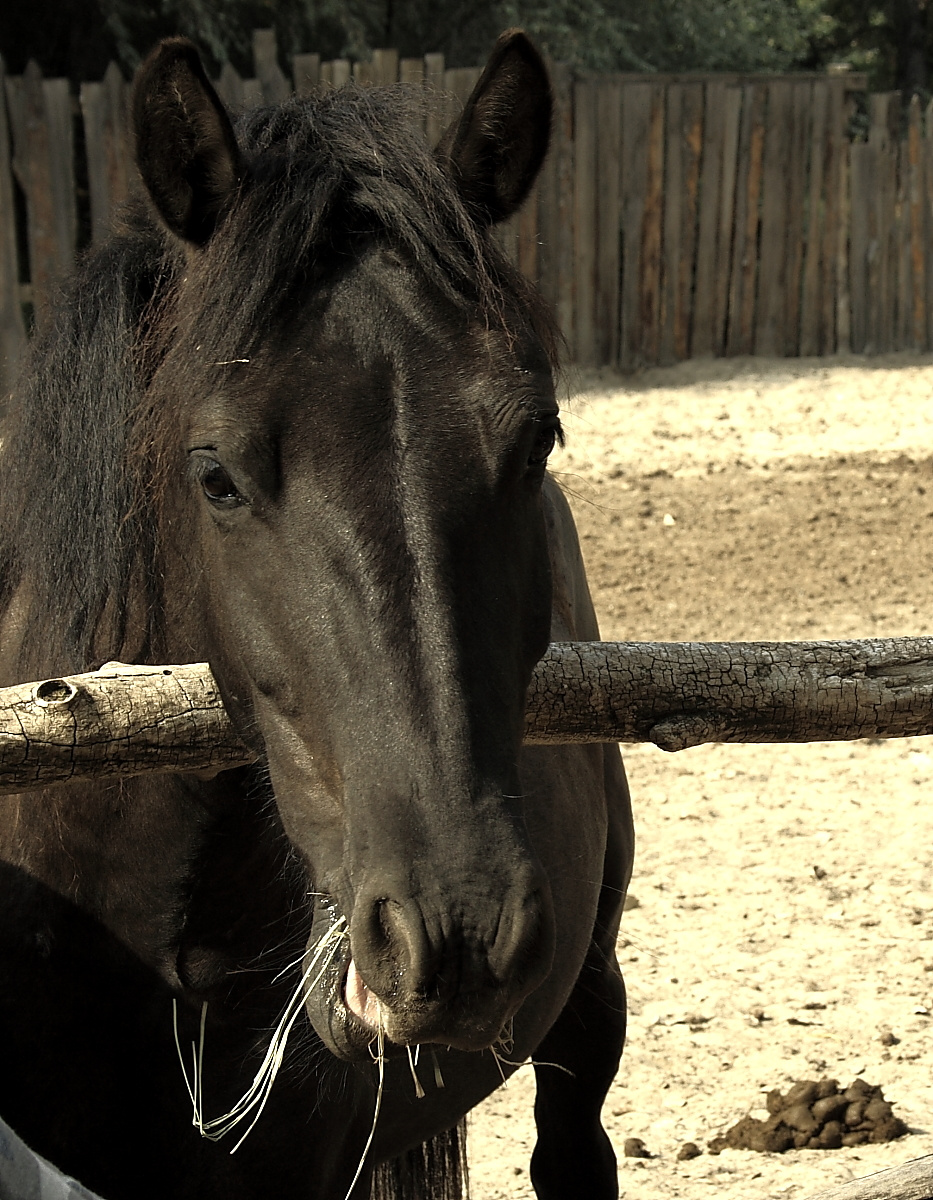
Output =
[{"x1": 303, "y1": 883, "x2": 555, "y2": 1062}]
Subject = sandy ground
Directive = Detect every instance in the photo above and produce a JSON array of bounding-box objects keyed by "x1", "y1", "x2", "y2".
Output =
[{"x1": 468, "y1": 354, "x2": 933, "y2": 1199}]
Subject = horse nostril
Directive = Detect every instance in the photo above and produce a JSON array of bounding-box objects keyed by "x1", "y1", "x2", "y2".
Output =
[
  {"x1": 349, "y1": 894, "x2": 435, "y2": 1005},
  {"x1": 488, "y1": 886, "x2": 555, "y2": 990}
]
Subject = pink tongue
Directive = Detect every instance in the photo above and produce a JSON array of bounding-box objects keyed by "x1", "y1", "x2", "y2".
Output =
[{"x1": 345, "y1": 959, "x2": 382, "y2": 1029}]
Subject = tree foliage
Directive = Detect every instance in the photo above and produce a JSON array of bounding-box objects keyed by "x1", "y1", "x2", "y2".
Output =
[
  {"x1": 809, "y1": 0, "x2": 932, "y2": 91},
  {"x1": 0, "y1": 0, "x2": 929, "y2": 92}
]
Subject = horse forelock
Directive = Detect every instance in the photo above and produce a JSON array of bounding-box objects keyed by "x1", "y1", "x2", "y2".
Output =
[{"x1": 174, "y1": 83, "x2": 560, "y2": 366}]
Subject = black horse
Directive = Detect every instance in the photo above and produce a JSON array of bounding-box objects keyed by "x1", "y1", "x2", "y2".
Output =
[{"x1": 0, "y1": 31, "x2": 633, "y2": 1200}]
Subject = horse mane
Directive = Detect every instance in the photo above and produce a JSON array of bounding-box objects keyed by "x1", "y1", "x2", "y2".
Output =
[{"x1": 0, "y1": 81, "x2": 559, "y2": 681}]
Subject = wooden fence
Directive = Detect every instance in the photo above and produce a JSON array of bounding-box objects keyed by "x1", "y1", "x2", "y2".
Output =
[{"x1": 2, "y1": 30, "x2": 931, "y2": 399}]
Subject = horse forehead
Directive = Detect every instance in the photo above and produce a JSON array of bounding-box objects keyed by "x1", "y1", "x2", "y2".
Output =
[
  {"x1": 305, "y1": 247, "x2": 493, "y2": 365},
  {"x1": 261, "y1": 253, "x2": 549, "y2": 430}
]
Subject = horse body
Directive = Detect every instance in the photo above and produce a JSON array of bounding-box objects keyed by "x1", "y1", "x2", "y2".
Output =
[{"x1": 0, "y1": 32, "x2": 633, "y2": 1200}]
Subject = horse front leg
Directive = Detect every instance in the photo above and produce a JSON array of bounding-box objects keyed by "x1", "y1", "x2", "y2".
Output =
[
  {"x1": 530, "y1": 775, "x2": 631, "y2": 1196},
  {"x1": 528, "y1": 940, "x2": 626, "y2": 1200}
]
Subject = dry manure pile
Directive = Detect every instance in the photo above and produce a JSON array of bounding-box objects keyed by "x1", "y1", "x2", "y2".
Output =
[{"x1": 708, "y1": 1078, "x2": 907, "y2": 1154}]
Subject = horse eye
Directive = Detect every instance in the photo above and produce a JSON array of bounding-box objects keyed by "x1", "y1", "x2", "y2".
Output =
[
  {"x1": 198, "y1": 460, "x2": 241, "y2": 504},
  {"x1": 528, "y1": 426, "x2": 557, "y2": 467}
]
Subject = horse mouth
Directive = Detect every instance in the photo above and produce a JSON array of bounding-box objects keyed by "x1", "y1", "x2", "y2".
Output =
[
  {"x1": 299, "y1": 903, "x2": 394, "y2": 1061},
  {"x1": 343, "y1": 958, "x2": 383, "y2": 1032},
  {"x1": 303, "y1": 895, "x2": 531, "y2": 1060}
]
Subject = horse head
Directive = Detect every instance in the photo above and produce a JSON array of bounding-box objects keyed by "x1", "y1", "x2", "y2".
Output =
[{"x1": 132, "y1": 32, "x2": 559, "y2": 1061}]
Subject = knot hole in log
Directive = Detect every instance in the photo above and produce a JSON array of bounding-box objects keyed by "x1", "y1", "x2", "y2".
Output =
[{"x1": 32, "y1": 679, "x2": 79, "y2": 707}]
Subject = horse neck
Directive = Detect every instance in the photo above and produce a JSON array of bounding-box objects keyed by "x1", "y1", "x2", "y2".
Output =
[{"x1": 0, "y1": 772, "x2": 209, "y2": 977}]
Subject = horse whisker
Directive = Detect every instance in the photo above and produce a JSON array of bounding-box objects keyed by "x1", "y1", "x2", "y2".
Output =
[
  {"x1": 494, "y1": 1053, "x2": 576, "y2": 1079},
  {"x1": 431, "y1": 1049, "x2": 445, "y2": 1089},
  {"x1": 343, "y1": 1018, "x2": 386, "y2": 1200},
  {"x1": 493, "y1": 1017, "x2": 515, "y2": 1057},
  {"x1": 406, "y1": 1045, "x2": 425, "y2": 1099},
  {"x1": 172, "y1": 999, "x2": 199, "y2": 1115},
  {"x1": 173, "y1": 917, "x2": 348, "y2": 1151}
]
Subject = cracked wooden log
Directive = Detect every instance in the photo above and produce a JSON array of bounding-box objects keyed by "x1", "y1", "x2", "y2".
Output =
[
  {"x1": 2, "y1": 637, "x2": 933, "y2": 795},
  {"x1": 523, "y1": 637, "x2": 933, "y2": 750},
  {"x1": 802, "y1": 1153, "x2": 933, "y2": 1199}
]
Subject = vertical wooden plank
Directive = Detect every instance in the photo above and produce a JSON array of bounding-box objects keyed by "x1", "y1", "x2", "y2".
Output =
[
  {"x1": 423, "y1": 54, "x2": 446, "y2": 146},
  {"x1": 725, "y1": 85, "x2": 753, "y2": 354},
  {"x1": 252, "y1": 29, "x2": 291, "y2": 102},
  {"x1": 444, "y1": 68, "x2": 481, "y2": 113},
  {"x1": 536, "y1": 62, "x2": 571, "y2": 345},
  {"x1": 618, "y1": 83, "x2": 651, "y2": 370},
  {"x1": 676, "y1": 84, "x2": 703, "y2": 360},
  {"x1": 371, "y1": 49, "x2": 399, "y2": 85},
  {"x1": 755, "y1": 82, "x2": 793, "y2": 356},
  {"x1": 908, "y1": 94, "x2": 926, "y2": 349},
  {"x1": 80, "y1": 61, "x2": 130, "y2": 245},
  {"x1": 5, "y1": 63, "x2": 76, "y2": 328},
  {"x1": 319, "y1": 62, "x2": 334, "y2": 92},
  {"x1": 594, "y1": 80, "x2": 621, "y2": 365},
  {"x1": 892, "y1": 136, "x2": 906, "y2": 350},
  {"x1": 399, "y1": 58, "x2": 423, "y2": 85},
  {"x1": 573, "y1": 77, "x2": 598, "y2": 366},
  {"x1": 781, "y1": 82, "x2": 811, "y2": 355},
  {"x1": 331, "y1": 60, "x2": 351, "y2": 89},
  {"x1": 728, "y1": 85, "x2": 765, "y2": 355},
  {"x1": 799, "y1": 81, "x2": 828, "y2": 357},
  {"x1": 43, "y1": 77, "x2": 76, "y2": 277},
  {"x1": 242, "y1": 78, "x2": 262, "y2": 107},
  {"x1": 825, "y1": 79, "x2": 848, "y2": 354},
  {"x1": 353, "y1": 60, "x2": 373, "y2": 85},
  {"x1": 820, "y1": 77, "x2": 849, "y2": 350},
  {"x1": 924, "y1": 99, "x2": 933, "y2": 349},
  {"x1": 872, "y1": 94, "x2": 897, "y2": 353},
  {"x1": 892, "y1": 129, "x2": 906, "y2": 350},
  {"x1": 216, "y1": 62, "x2": 245, "y2": 109},
  {"x1": 713, "y1": 86, "x2": 741, "y2": 355},
  {"x1": 640, "y1": 85, "x2": 665, "y2": 366},
  {"x1": 0, "y1": 57, "x2": 26, "y2": 398},
  {"x1": 80, "y1": 81, "x2": 107, "y2": 235},
  {"x1": 659, "y1": 84, "x2": 683, "y2": 366},
  {"x1": 292, "y1": 53, "x2": 320, "y2": 95},
  {"x1": 896, "y1": 129, "x2": 911, "y2": 348},
  {"x1": 848, "y1": 138, "x2": 871, "y2": 353},
  {"x1": 692, "y1": 81, "x2": 726, "y2": 357}
]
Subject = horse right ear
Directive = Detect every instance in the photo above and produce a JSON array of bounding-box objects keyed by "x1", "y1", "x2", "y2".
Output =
[
  {"x1": 435, "y1": 30, "x2": 551, "y2": 226},
  {"x1": 132, "y1": 39, "x2": 244, "y2": 246}
]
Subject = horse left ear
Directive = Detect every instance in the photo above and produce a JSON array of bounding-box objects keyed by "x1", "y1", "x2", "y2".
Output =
[
  {"x1": 436, "y1": 30, "x2": 551, "y2": 226},
  {"x1": 132, "y1": 38, "x2": 244, "y2": 246}
]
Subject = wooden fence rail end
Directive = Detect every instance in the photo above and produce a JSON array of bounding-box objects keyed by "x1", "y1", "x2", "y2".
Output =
[{"x1": 802, "y1": 1152, "x2": 933, "y2": 1200}]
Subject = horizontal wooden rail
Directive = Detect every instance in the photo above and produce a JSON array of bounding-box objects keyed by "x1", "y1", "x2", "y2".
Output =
[
  {"x1": 803, "y1": 1153, "x2": 933, "y2": 1199},
  {"x1": 1, "y1": 638, "x2": 933, "y2": 794},
  {"x1": 524, "y1": 637, "x2": 933, "y2": 749}
]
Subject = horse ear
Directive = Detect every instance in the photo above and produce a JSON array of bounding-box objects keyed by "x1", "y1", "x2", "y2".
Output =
[
  {"x1": 436, "y1": 30, "x2": 551, "y2": 227},
  {"x1": 132, "y1": 39, "x2": 244, "y2": 246}
]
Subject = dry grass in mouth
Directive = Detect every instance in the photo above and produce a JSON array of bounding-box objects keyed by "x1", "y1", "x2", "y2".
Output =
[{"x1": 172, "y1": 916, "x2": 349, "y2": 1153}]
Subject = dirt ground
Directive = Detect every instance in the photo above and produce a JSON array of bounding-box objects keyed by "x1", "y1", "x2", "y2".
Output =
[{"x1": 468, "y1": 354, "x2": 933, "y2": 1199}]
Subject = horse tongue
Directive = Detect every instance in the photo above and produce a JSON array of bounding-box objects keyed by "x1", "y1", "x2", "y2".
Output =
[{"x1": 345, "y1": 959, "x2": 382, "y2": 1030}]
